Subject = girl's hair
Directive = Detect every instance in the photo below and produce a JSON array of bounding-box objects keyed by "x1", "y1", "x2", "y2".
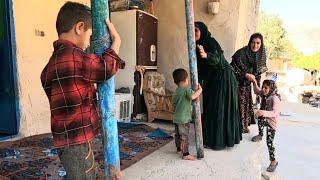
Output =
[{"x1": 262, "y1": 80, "x2": 281, "y2": 100}]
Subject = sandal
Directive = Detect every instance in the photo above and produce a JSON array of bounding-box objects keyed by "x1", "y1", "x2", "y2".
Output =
[
  {"x1": 266, "y1": 161, "x2": 278, "y2": 172},
  {"x1": 243, "y1": 128, "x2": 250, "y2": 133},
  {"x1": 251, "y1": 135, "x2": 262, "y2": 142}
]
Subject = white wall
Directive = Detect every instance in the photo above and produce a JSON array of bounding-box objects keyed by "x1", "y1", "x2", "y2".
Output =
[
  {"x1": 12, "y1": 0, "x2": 91, "y2": 137},
  {"x1": 11, "y1": 0, "x2": 259, "y2": 138},
  {"x1": 235, "y1": 0, "x2": 261, "y2": 50}
]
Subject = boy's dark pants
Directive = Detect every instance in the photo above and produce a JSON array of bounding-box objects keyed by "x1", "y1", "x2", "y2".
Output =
[
  {"x1": 57, "y1": 141, "x2": 97, "y2": 180},
  {"x1": 174, "y1": 123, "x2": 190, "y2": 156},
  {"x1": 258, "y1": 118, "x2": 276, "y2": 161}
]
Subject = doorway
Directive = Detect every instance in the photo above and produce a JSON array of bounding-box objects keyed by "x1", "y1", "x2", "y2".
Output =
[{"x1": 0, "y1": 0, "x2": 19, "y2": 136}]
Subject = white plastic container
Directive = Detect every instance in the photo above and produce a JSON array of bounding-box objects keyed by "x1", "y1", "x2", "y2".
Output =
[{"x1": 114, "y1": 93, "x2": 133, "y2": 122}]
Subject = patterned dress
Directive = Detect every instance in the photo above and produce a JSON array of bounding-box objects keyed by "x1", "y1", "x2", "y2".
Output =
[{"x1": 231, "y1": 42, "x2": 267, "y2": 132}]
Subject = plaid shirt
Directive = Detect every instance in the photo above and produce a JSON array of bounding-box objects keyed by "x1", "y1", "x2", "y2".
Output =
[{"x1": 41, "y1": 40, "x2": 121, "y2": 148}]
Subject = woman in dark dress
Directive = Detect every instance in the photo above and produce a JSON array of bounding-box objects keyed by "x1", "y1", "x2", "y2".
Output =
[
  {"x1": 195, "y1": 21, "x2": 241, "y2": 150},
  {"x1": 231, "y1": 33, "x2": 267, "y2": 133}
]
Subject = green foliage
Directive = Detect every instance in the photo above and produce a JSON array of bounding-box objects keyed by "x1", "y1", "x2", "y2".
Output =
[
  {"x1": 258, "y1": 12, "x2": 289, "y2": 59},
  {"x1": 282, "y1": 38, "x2": 301, "y2": 58},
  {"x1": 292, "y1": 52, "x2": 320, "y2": 70},
  {"x1": 258, "y1": 12, "x2": 320, "y2": 70}
]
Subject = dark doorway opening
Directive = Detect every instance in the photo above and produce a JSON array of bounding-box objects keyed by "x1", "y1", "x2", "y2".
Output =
[{"x1": 0, "y1": 0, "x2": 19, "y2": 138}]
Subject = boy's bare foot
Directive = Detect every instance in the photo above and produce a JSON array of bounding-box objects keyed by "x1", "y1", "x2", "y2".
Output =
[{"x1": 182, "y1": 154, "x2": 196, "y2": 161}]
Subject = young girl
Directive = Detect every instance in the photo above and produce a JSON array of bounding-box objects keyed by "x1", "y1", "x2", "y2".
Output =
[{"x1": 251, "y1": 78, "x2": 281, "y2": 172}]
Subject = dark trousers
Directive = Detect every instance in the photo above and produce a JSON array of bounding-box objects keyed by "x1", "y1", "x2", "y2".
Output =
[
  {"x1": 258, "y1": 118, "x2": 276, "y2": 161},
  {"x1": 57, "y1": 141, "x2": 97, "y2": 180},
  {"x1": 174, "y1": 123, "x2": 190, "y2": 156}
]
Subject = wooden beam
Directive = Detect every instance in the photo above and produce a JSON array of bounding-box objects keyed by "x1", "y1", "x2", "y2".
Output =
[
  {"x1": 91, "y1": 0, "x2": 121, "y2": 179},
  {"x1": 184, "y1": 0, "x2": 204, "y2": 159}
]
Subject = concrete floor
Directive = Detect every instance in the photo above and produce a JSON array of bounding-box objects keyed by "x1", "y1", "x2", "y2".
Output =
[
  {"x1": 1, "y1": 102, "x2": 316, "y2": 179},
  {"x1": 124, "y1": 102, "x2": 320, "y2": 180},
  {"x1": 122, "y1": 121, "x2": 263, "y2": 180},
  {"x1": 261, "y1": 102, "x2": 320, "y2": 180}
]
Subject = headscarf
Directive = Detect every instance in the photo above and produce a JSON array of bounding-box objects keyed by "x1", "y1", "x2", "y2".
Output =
[
  {"x1": 195, "y1": 21, "x2": 223, "y2": 54},
  {"x1": 260, "y1": 80, "x2": 281, "y2": 110},
  {"x1": 232, "y1": 33, "x2": 267, "y2": 76},
  {"x1": 194, "y1": 22, "x2": 224, "y2": 82}
]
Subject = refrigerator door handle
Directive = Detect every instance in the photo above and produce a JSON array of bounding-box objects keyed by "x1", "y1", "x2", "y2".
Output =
[{"x1": 150, "y1": 45, "x2": 156, "y2": 62}]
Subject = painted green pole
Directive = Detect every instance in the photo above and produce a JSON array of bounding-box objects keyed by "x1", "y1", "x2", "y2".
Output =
[
  {"x1": 184, "y1": 0, "x2": 204, "y2": 158},
  {"x1": 91, "y1": 1, "x2": 121, "y2": 179}
]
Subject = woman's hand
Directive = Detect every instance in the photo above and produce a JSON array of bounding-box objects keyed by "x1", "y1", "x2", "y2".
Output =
[
  {"x1": 256, "y1": 110, "x2": 264, "y2": 117},
  {"x1": 250, "y1": 76, "x2": 257, "y2": 84},
  {"x1": 252, "y1": 78, "x2": 258, "y2": 85},
  {"x1": 245, "y1": 73, "x2": 255, "y2": 82},
  {"x1": 197, "y1": 45, "x2": 207, "y2": 59}
]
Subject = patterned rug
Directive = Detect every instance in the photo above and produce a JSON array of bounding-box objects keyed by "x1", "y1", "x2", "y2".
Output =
[{"x1": 0, "y1": 123, "x2": 172, "y2": 179}]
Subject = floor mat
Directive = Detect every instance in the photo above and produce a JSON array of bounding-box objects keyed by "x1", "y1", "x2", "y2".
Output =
[{"x1": 0, "y1": 123, "x2": 172, "y2": 179}]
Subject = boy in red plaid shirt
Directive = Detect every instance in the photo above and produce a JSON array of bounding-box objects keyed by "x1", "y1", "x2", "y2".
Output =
[{"x1": 40, "y1": 2, "x2": 124, "y2": 179}]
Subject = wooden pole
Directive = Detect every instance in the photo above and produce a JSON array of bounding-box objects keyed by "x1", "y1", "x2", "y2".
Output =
[
  {"x1": 184, "y1": 0, "x2": 204, "y2": 158},
  {"x1": 91, "y1": 1, "x2": 121, "y2": 179}
]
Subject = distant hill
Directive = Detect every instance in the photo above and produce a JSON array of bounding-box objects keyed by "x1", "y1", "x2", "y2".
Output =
[{"x1": 287, "y1": 25, "x2": 320, "y2": 55}]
